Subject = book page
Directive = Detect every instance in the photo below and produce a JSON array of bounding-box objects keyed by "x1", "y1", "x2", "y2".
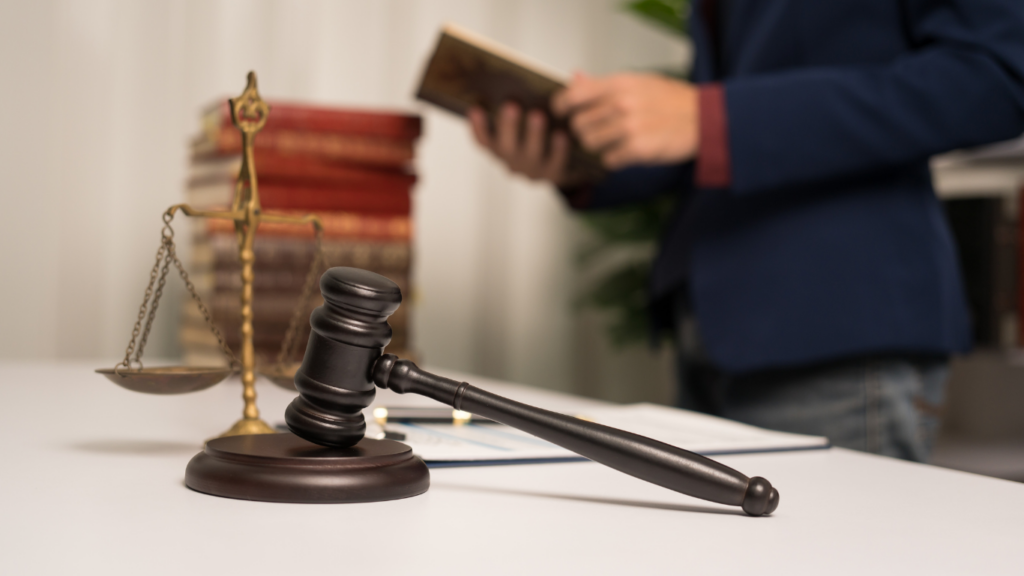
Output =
[{"x1": 364, "y1": 402, "x2": 828, "y2": 465}]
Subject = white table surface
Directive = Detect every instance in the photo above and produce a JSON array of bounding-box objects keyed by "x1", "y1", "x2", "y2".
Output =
[{"x1": 2, "y1": 361, "x2": 1022, "y2": 576}]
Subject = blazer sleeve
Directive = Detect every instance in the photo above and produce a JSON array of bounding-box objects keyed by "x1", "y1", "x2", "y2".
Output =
[{"x1": 725, "y1": 0, "x2": 1024, "y2": 195}]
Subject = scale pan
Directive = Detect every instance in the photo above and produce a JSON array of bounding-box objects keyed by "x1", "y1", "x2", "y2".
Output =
[
  {"x1": 96, "y1": 366, "x2": 232, "y2": 395},
  {"x1": 258, "y1": 363, "x2": 300, "y2": 390}
]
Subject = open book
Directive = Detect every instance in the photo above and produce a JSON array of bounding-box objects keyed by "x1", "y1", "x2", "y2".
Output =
[{"x1": 415, "y1": 23, "x2": 605, "y2": 184}]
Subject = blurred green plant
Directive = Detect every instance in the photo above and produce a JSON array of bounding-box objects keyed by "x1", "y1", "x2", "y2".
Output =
[
  {"x1": 624, "y1": 0, "x2": 690, "y2": 35},
  {"x1": 577, "y1": 194, "x2": 678, "y2": 346},
  {"x1": 575, "y1": 0, "x2": 690, "y2": 347}
]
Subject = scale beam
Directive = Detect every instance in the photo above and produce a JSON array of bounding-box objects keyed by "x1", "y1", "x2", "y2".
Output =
[{"x1": 166, "y1": 204, "x2": 244, "y2": 222}]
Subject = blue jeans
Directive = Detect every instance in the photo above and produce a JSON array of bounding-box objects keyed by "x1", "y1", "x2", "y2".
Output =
[
  {"x1": 699, "y1": 359, "x2": 948, "y2": 462},
  {"x1": 674, "y1": 300, "x2": 948, "y2": 462}
]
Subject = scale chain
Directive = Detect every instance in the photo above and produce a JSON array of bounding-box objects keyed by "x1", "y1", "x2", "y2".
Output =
[
  {"x1": 117, "y1": 241, "x2": 168, "y2": 373},
  {"x1": 134, "y1": 235, "x2": 175, "y2": 365},
  {"x1": 276, "y1": 227, "x2": 327, "y2": 368},
  {"x1": 115, "y1": 212, "x2": 240, "y2": 374},
  {"x1": 168, "y1": 232, "x2": 241, "y2": 371}
]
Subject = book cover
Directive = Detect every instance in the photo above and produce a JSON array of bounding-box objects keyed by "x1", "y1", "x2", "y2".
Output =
[
  {"x1": 186, "y1": 180, "x2": 412, "y2": 215},
  {"x1": 191, "y1": 261, "x2": 410, "y2": 294},
  {"x1": 204, "y1": 210, "x2": 412, "y2": 242},
  {"x1": 202, "y1": 100, "x2": 422, "y2": 141},
  {"x1": 192, "y1": 129, "x2": 415, "y2": 169},
  {"x1": 416, "y1": 23, "x2": 605, "y2": 184},
  {"x1": 188, "y1": 152, "x2": 417, "y2": 188},
  {"x1": 193, "y1": 235, "x2": 411, "y2": 272}
]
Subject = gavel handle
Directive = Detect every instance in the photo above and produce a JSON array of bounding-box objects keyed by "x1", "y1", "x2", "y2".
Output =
[{"x1": 372, "y1": 355, "x2": 779, "y2": 516}]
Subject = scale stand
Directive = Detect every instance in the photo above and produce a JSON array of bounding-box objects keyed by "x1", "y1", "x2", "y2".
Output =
[{"x1": 97, "y1": 72, "x2": 325, "y2": 438}]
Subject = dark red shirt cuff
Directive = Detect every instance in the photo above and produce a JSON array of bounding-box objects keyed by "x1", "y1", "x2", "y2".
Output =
[{"x1": 695, "y1": 83, "x2": 732, "y2": 188}]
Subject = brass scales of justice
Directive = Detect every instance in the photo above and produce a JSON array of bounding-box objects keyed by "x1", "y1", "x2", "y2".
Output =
[{"x1": 96, "y1": 72, "x2": 326, "y2": 438}]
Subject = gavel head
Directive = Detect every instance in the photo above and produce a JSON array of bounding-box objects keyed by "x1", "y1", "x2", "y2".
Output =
[{"x1": 284, "y1": 267, "x2": 401, "y2": 448}]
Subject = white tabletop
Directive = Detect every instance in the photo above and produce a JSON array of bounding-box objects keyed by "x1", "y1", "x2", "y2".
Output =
[{"x1": 1, "y1": 361, "x2": 1021, "y2": 575}]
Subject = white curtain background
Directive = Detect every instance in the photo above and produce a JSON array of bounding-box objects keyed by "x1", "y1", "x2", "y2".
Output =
[{"x1": 0, "y1": 0, "x2": 688, "y2": 401}]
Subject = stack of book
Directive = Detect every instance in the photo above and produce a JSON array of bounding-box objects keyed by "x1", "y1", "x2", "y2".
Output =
[{"x1": 181, "y1": 101, "x2": 421, "y2": 367}]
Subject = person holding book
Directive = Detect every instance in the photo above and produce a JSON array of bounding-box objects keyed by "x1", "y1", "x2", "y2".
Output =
[{"x1": 466, "y1": 0, "x2": 1024, "y2": 462}]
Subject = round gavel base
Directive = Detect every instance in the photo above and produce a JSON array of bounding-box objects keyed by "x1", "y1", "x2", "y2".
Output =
[{"x1": 185, "y1": 433, "x2": 429, "y2": 503}]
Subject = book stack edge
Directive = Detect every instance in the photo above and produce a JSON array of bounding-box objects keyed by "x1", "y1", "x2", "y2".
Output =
[{"x1": 180, "y1": 100, "x2": 421, "y2": 367}]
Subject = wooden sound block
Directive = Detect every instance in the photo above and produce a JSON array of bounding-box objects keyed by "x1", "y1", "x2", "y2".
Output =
[{"x1": 185, "y1": 433, "x2": 429, "y2": 503}]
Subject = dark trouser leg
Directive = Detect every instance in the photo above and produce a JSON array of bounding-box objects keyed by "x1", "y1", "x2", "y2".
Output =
[{"x1": 673, "y1": 289, "x2": 723, "y2": 415}]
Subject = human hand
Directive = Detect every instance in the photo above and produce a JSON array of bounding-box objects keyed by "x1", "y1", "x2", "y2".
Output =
[
  {"x1": 552, "y1": 72, "x2": 699, "y2": 170},
  {"x1": 468, "y1": 103, "x2": 571, "y2": 185}
]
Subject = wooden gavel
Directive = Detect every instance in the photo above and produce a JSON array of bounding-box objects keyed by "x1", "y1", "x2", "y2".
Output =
[{"x1": 285, "y1": 267, "x2": 779, "y2": 516}]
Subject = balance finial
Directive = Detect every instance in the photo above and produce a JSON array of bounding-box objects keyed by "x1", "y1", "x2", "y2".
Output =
[{"x1": 229, "y1": 71, "x2": 270, "y2": 135}]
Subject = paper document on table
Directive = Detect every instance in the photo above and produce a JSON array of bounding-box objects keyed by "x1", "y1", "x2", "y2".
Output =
[
  {"x1": 366, "y1": 402, "x2": 828, "y2": 466},
  {"x1": 581, "y1": 403, "x2": 829, "y2": 456},
  {"x1": 367, "y1": 420, "x2": 576, "y2": 464}
]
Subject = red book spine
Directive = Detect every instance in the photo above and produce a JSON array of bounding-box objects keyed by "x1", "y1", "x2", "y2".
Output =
[
  {"x1": 197, "y1": 129, "x2": 415, "y2": 168},
  {"x1": 189, "y1": 152, "x2": 417, "y2": 189},
  {"x1": 188, "y1": 182, "x2": 412, "y2": 215},
  {"x1": 204, "y1": 101, "x2": 422, "y2": 140},
  {"x1": 256, "y1": 184, "x2": 410, "y2": 214},
  {"x1": 205, "y1": 211, "x2": 412, "y2": 242},
  {"x1": 255, "y1": 152, "x2": 417, "y2": 185}
]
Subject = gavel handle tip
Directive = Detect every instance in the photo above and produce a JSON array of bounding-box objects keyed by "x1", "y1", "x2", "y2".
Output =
[{"x1": 742, "y1": 477, "x2": 779, "y2": 516}]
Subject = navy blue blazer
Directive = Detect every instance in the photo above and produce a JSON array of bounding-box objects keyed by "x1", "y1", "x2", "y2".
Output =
[{"x1": 582, "y1": 0, "x2": 1024, "y2": 373}]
